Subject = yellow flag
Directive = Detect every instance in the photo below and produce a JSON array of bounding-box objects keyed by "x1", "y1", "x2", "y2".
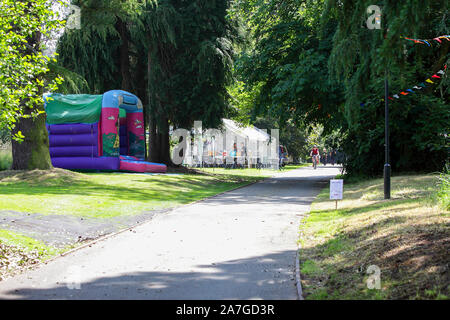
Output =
[{"x1": 426, "y1": 79, "x2": 434, "y2": 84}]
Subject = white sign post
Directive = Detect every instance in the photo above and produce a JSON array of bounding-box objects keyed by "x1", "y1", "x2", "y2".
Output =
[{"x1": 330, "y1": 179, "x2": 344, "y2": 210}]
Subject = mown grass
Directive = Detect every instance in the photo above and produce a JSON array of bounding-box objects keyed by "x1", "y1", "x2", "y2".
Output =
[
  {"x1": 0, "y1": 229, "x2": 60, "y2": 259},
  {"x1": 0, "y1": 167, "x2": 274, "y2": 218},
  {"x1": 299, "y1": 174, "x2": 449, "y2": 300}
]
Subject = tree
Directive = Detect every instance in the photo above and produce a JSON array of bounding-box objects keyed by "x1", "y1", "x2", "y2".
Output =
[
  {"x1": 0, "y1": 0, "x2": 63, "y2": 170},
  {"x1": 233, "y1": 0, "x2": 345, "y2": 130},
  {"x1": 56, "y1": 0, "x2": 142, "y2": 94},
  {"x1": 57, "y1": 0, "x2": 239, "y2": 166},
  {"x1": 228, "y1": 0, "x2": 345, "y2": 163},
  {"x1": 232, "y1": 0, "x2": 448, "y2": 176},
  {"x1": 327, "y1": 0, "x2": 449, "y2": 175},
  {"x1": 144, "y1": 0, "x2": 239, "y2": 164}
]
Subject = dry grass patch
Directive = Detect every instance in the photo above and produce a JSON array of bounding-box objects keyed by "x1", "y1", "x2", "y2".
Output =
[{"x1": 299, "y1": 174, "x2": 449, "y2": 300}]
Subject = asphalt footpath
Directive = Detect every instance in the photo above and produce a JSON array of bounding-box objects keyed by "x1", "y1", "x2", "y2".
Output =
[{"x1": 0, "y1": 165, "x2": 341, "y2": 300}]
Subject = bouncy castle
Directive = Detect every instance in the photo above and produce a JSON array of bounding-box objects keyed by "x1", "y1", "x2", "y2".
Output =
[{"x1": 44, "y1": 90, "x2": 167, "y2": 173}]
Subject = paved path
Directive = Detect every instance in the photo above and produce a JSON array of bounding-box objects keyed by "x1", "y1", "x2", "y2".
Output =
[{"x1": 0, "y1": 166, "x2": 340, "y2": 300}]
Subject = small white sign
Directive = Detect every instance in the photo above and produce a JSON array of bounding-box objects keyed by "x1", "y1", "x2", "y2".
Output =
[{"x1": 330, "y1": 179, "x2": 343, "y2": 200}]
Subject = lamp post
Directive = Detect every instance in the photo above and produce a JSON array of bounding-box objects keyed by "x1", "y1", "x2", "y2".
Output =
[
  {"x1": 384, "y1": 70, "x2": 391, "y2": 199},
  {"x1": 367, "y1": 5, "x2": 390, "y2": 199}
]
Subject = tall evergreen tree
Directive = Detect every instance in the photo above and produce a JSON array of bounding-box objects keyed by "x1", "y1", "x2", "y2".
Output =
[
  {"x1": 57, "y1": 0, "x2": 238, "y2": 165},
  {"x1": 143, "y1": 0, "x2": 238, "y2": 164}
]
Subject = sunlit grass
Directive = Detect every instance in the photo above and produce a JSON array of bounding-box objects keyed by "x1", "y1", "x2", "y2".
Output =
[
  {"x1": 0, "y1": 229, "x2": 60, "y2": 259},
  {"x1": 0, "y1": 169, "x2": 265, "y2": 218}
]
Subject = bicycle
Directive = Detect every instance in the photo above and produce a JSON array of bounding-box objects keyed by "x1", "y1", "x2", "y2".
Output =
[{"x1": 312, "y1": 155, "x2": 319, "y2": 169}]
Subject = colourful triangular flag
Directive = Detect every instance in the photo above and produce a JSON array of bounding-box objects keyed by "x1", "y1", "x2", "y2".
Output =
[
  {"x1": 393, "y1": 94, "x2": 400, "y2": 99},
  {"x1": 407, "y1": 89, "x2": 414, "y2": 93},
  {"x1": 400, "y1": 92, "x2": 409, "y2": 95},
  {"x1": 413, "y1": 86, "x2": 422, "y2": 90},
  {"x1": 437, "y1": 70, "x2": 445, "y2": 75},
  {"x1": 426, "y1": 79, "x2": 434, "y2": 84}
]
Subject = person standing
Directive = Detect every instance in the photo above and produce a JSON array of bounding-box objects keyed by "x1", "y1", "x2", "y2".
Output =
[
  {"x1": 232, "y1": 142, "x2": 238, "y2": 169},
  {"x1": 330, "y1": 150, "x2": 336, "y2": 165},
  {"x1": 322, "y1": 148, "x2": 328, "y2": 166},
  {"x1": 241, "y1": 142, "x2": 247, "y2": 168}
]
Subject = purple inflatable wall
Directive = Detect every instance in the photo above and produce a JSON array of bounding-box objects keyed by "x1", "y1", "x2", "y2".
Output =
[{"x1": 46, "y1": 123, "x2": 120, "y2": 171}]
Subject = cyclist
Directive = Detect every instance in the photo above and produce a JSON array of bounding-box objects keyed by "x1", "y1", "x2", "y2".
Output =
[{"x1": 310, "y1": 145, "x2": 320, "y2": 169}]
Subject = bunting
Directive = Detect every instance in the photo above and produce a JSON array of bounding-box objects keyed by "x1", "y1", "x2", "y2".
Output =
[
  {"x1": 360, "y1": 64, "x2": 447, "y2": 108},
  {"x1": 402, "y1": 35, "x2": 450, "y2": 47}
]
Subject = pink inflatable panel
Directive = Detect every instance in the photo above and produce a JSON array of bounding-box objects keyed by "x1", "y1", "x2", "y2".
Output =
[{"x1": 119, "y1": 156, "x2": 167, "y2": 173}]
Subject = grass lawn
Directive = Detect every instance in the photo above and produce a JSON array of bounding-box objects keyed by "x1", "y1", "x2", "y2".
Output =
[
  {"x1": 0, "y1": 167, "x2": 275, "y2": 218},
  {"x1": 299, "y1": 174, "x2": 449, "y2": 300},
  {"x1": 0, "y1": 229, "x2": 62, "y2": 280}
]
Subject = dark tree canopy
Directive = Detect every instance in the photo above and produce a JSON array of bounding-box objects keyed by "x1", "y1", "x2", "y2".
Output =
[{"x1": 57, "y1": 0, "x2": 239, "y2": 165}]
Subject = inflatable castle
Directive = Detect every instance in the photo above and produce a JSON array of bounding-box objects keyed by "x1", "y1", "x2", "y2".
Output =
[{"x1": 44, "y1": 90, "x2": 167, "y2": 173}]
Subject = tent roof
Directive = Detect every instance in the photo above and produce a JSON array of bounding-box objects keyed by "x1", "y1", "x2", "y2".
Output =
[{"x1": 222, "y1": 119, "x2": 270, "y2": 142}]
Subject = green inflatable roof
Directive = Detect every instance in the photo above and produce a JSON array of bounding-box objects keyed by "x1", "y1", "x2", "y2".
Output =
[{"x1": 45, "y1": 94, "x2": 103, "y2": 124}]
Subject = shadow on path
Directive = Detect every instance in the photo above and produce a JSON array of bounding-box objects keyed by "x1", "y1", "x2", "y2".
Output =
[{"x1": 2, "y1": 251, "x2": 298, "y2": 300}]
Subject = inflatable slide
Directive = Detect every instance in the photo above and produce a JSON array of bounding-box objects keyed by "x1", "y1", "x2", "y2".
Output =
[{"x1": 44, "y1": 90, "x2": 167, "y2": 173}]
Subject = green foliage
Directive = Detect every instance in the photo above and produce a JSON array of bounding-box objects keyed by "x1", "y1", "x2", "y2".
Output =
[
  {"x1": 0, "y1": 0, "x2": 64, "y2": 141},
  {"x1": 251, "y1": 116, "x2": 309, "y2": 163},
  {"x1": 57, "y1": 0, "x2": 238, "y2": 164},
  {"x1": 233, "y1": 0, "x2": 345, "y2": 129},
  {"x1": 144, "y1": 0, "x2": 238, "y2": 129},
  {"x1": 436, "y1": 165, "x2": 450, "y2": 211},
  {"x1": 230, "y1": 0, "x2": 448, "y2": 176},
  {"x1": 56, "y1": 0, "x2": 142, "y2": 93},
  {"x1": 327, "y1": 0, "x2": 449, "y2": 176}
]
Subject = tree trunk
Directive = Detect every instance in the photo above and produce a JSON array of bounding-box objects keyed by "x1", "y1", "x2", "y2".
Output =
[
  {"x1": 12, "y1": 106, "x2": 52, "y2": 170},
  {"x1": 159, "y1": 115, "x2": 173, "y2": 166},
  {"x1": 11, "y1": 14, "x2": 52, "y2": 170},
  {"x1": 136, "y1": 49, "x2": 148, "y2": 159},
  {"x1": 148, "y1": 114, "x2": 160, "y2": 163},
  {"x1": 116, "y1": 17, "x2": 132, "y2": 92}
]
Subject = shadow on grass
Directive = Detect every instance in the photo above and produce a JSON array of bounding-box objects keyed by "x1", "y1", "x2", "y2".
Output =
[
  {"x1": 0, "y1": 174, "x2": 250, "y2": 204},
  {"x1": 310, "y1": 199, "x2": 422, "y2": 221},
  {"x1": 0, "y1": 170, "x2": 338, "y2": 208}
]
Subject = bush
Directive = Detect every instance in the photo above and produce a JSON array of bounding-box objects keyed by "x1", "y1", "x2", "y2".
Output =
[
  {"x1": 0, "y1": 149, "x2": 12, "y2": 171},
  {"x1": 436, "y1": 167, "x2": 450, "y2": 211},
  {"x1": 342, "y1": 95, "x2": 448, "y2": 177}
]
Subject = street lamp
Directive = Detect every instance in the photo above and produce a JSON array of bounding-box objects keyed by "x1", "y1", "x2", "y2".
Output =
[
  {"x1": 367, "y1": 5, "x2": 390, "y2": 199},
  {"x1": 384, "y1": 71, "x2": 391, "y2": 199}
]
